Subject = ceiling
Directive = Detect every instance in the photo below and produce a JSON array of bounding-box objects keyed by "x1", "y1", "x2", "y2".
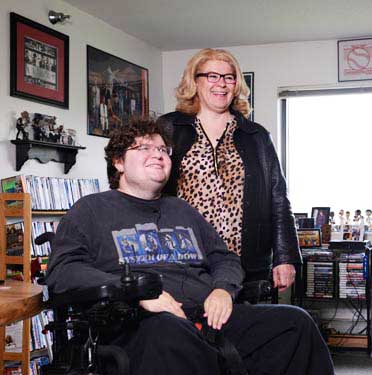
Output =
[{"x1": 64, "y1": 0, "x2": 372, "y2": 51}]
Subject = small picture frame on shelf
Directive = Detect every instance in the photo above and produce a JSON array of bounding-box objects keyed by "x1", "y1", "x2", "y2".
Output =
[
  {"x1": 321, "y1": 224, "x2": 332, "y2": 244},
  {"x1": 297, "y1": 229, "x2": 322, "y2": 248},
  {"x1": 10, "y1": 12, "x2": 69, "y2": 108},
  {"x1": 294, "y1": 213, "x2": 308, "y2": 228},
  {"x1": 243, "y1": 72, "x2": 254, "y2": 122},
  {"x1": 311, "y1": 207, "x2": 330, "y2": 229}
]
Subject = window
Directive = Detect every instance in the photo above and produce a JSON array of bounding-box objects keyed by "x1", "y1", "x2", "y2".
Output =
[{"x1": 282, "y1": 91, "x2": 372, "y2": 215}]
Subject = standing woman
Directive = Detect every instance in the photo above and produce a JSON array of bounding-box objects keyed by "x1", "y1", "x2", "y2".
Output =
[{"x1": 160, "y1": 48, "x2": 301, "y2": 291}]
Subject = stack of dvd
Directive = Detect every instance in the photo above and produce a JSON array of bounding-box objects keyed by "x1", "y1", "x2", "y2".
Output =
[
  {"x1": 339, "y1": 252, "x2": 366, "y2": 299},
  {"x1": 306, "y1": 261, "x2": 334, "y2": 298}
]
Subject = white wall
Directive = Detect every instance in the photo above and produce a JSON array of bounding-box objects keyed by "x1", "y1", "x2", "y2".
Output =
[
  {"x1": 162, "y1": 40, "x2": 372, "y2": 146},
  {"x1": 0, "y1": 0, "x2": 163, "y2": 191}
]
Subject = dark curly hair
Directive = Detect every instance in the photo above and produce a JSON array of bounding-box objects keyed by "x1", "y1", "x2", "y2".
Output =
[{"x1": 104, "y1": 117, "x2": 172, "y2": 189}]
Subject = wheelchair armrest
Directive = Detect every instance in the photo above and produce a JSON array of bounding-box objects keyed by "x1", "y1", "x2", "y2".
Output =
[
  {"x1": 48, "y1": 270, "x2": 162, "y2": 307},
  {"x1": 237, "y1": 280, "x2": 272, "y2": 304}
]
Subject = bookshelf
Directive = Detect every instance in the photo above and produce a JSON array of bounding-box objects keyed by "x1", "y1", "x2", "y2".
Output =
[
  {"x1": 292, "y1": 244, "x2": 371, "y2": 354},
  {"x1": 0, "y1": 193, "x2": 32, "y2": 375},
  {"x1": 0, "y1": 193, "x2": 65, "y2": 375},
  {"x1": 0, "y1": 177, "x2": 100, "y2": 373}
]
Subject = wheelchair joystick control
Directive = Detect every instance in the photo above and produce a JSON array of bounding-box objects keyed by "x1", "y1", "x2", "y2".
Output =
[{"x1": 121, "y1": 262, "x2": 135, "y2": 285}]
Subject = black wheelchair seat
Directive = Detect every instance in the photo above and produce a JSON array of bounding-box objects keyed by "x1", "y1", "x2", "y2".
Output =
[
  {"x1": 35, "y1": 232, "x2": 273, "y2": 375},
  {"x1": 41, "y1": 270, "x2": 163, "y2": 375}
]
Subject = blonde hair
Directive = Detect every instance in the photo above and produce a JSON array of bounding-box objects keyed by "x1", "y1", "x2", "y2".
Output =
[{"x1": 175, "y1": 48, "x2": 251, "y2": 118}]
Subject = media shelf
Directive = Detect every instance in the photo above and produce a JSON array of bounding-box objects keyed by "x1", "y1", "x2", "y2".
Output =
[{"x1": 292, "y1": 244, "x2": 371, "y2": 354}]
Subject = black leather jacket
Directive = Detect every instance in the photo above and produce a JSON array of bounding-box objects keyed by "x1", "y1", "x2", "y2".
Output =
[{"x1": 159, "y1": 110, "x2": 301, "y2": 274}]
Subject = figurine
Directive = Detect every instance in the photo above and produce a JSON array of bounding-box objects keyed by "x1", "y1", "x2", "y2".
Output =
[
  {"x1": 338, "y1": 209, "x2": 345, "y2": 227},
  {"x1": 345, "y1": 211, "x2": 351, "y2": 225},
  {"x1": 47, "y1": 117, "x2": 59, "y2": 143},
  {"x1": 16, "y1": 111, "x2": 30, "y2": 140},
  {"x1": 329, "y1": 211, "x2": 335, "y2": 225},
  {"x1": 353, "y1": 209, "x2": 363, "y2": 225},
  {"x1": 366, "y1": 209, "x2": 372, "y2": 230},
  {"x1": 32, "y1": 114, "x2": 43, "y2": 141}
]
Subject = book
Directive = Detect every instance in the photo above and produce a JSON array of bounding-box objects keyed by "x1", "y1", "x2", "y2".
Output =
[
  {"x1": 1, "y1": 175, "x2": 26, "y2": 194},
  {"x1": 6, "y1": 266, "x2": 24, "y2": 281},
  {"x1": 6, "y1": 222, "x2": 24, "y2": 256},
  {"x1": 1, "y1": 175, "x2": 100, "y2": 210},
  {"x1": 4, "y1": 367, "x2": 22, "y2": 375},
  {"x1": 1, "y1": 175, "x2": 27, "y2": 208},
  {"x1": 5, "y1": 321, "x2": 23, "y2": 353}
]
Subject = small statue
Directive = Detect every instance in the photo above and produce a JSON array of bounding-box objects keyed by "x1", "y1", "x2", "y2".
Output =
[
  {"x1": 338, "y1": 209, "x2": 345, "y2": 227},
  {"x1": 353, "y1": 209, "x2": 363, "y2": 225},
  {"x1": 345, "y1": 211, "x2": 351, "y2": 225},
  {"x1": 56, "y1": 125, "x2": 64, "y2": 143},
  {"x1": 46, "y1": 117, "x2": 59, "y2": 143},
  {"x1": 32, "y1": 115, "x2": 42, "y2": 141},
  {"x1": 329, "y1": 211, "x2": 335, "y2": 225},
  {"x1": 365, "y1": 209, "x2": 372, "y2": 230},
  {"x1": 16, "y1": 111, "x2": 30, "y2": 140}
]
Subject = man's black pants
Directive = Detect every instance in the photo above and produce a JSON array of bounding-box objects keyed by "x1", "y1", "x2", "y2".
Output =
[{"x1": 117, "y1": 303, "x2": 334, "y2": 375}]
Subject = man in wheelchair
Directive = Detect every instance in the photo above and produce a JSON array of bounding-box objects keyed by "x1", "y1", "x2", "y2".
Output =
[{"x1": 45, "y1": 118, "x2": 334, "y2": 375}]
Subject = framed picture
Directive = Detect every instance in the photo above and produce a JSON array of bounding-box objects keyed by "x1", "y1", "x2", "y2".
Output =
[
  {"x1": 297, "y1": 229, "x2": 321, "y2": 248},
  {"x1": 87, "y1": 45, "x2": 149, "y2": 138},
  {"x1": 294, "y1": 213, "x2": 308, "y2": 228},
  {"x1": 10, "y1": 12, "x2": 69, "y2": 108},
  {"x1": 311, "y1": 207, "x2": 330, "y2": 228},
  {"x1": 243, "y1": 72, "x2": 254, "y2": 121},
  {"x1": 338, "y1": 38, "x2": 372, "y2": 82}
]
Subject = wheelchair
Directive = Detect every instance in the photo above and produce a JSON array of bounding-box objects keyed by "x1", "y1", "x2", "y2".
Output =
[{"x1": 34, "y1": 233, "x2": 272, "y2": 375}]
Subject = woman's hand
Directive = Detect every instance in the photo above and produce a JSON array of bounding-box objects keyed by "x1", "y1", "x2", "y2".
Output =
[
  {"x1": 203, "y1": 288, "x2": 233, "y2": 330},
  {"x1": 273, "y1": 264, "x2": 296, "y2": 292},
  {"x1": 139, "y1": 291, "x2": 187, "y2": 319}
]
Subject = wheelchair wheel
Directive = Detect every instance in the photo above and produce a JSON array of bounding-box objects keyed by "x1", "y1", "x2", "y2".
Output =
[{"x1": 96, "y1": 344, "x2": 130, "y2": 375}]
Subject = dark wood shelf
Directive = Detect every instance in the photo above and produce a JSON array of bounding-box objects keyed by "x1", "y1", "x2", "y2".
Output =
[{"x1": 11, "y1": 139, "x2": 86, "y2": 174}]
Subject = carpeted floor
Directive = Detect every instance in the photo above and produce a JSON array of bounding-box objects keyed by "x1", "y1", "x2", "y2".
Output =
[{"x1": 332, "y1": 350, "x2": 372, "y2": 374}]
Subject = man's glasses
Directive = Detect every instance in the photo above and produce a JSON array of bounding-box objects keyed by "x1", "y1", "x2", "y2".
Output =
[
  {"x1": 196, "y1": 72, "x2": 237, "y2": 84},
  {"x1": 125, "y1": 144, "x2": 173, "y2": 156}
]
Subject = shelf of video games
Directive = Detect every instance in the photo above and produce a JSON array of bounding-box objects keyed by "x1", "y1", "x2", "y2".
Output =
[
  {"x1": 292, "y1": 208, "x2": 372, "y2": 354},
  {"x1": 0, "y1": 175, "x2": 100, "y2": 375}
]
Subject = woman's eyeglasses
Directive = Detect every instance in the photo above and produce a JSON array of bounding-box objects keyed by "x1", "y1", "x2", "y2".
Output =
[{"x1": 196, "y1": 72, "x2": 236, "y2": 84}]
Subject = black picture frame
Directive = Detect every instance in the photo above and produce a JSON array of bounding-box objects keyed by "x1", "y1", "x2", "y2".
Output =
[
  {"x1": 311, "y1": 207, "x2": 331, "y2": 228},
  {"x1": 297, "y1": 229, "x2": 322, "y2": 248},
  {"x1": 294, "y1": 213, "x2": 308, "y2": 228},
  {"x1": 87, "y1": 45, "x2": 149, "y2": 138},
  {"x1": 243, "y1": 72, "x2": 254, "y2": 122},
  {"x1": 10, "y1": 12, "x2": 69, "y2": 109}
]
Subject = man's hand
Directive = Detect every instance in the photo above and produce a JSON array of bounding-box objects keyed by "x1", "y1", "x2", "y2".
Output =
[
  {"x1": 273, "y1": 264, "x2": 296, "y2": 292},
  {"x1": 139, "y1": 291, "x2": 187, "y2": 319},
  {"x1": 204, "y1": 288, "x2": 233, "y2": 330}
]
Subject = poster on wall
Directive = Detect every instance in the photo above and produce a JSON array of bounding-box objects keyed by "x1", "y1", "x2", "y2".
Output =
[
  {"x1": 87, "y1": 45, "x2": 149, "y2": 138},
  {"x1": 10, "y1": 12, "x2": 69, "y2": 109},
  {"x1": 243, "y1": 72, "x2": 254, "y2": 122},
  {"x1": 338, "y1": 38, "x2": 372, "y2": 82}
]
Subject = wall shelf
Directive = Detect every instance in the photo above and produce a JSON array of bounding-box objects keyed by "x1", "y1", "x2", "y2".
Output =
[{"x1": 11, "y1": 140, "x2": 86, "y2": 174}]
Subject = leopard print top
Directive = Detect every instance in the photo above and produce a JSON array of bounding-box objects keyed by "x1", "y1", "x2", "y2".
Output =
[{"x1": 177, "y1": 118, "x2": 245, "y2": 255}]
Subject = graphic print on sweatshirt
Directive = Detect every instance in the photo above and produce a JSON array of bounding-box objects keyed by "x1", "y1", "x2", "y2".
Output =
[{"x1": 112, "y1": 223, "x2": 204, "y2": 264}]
